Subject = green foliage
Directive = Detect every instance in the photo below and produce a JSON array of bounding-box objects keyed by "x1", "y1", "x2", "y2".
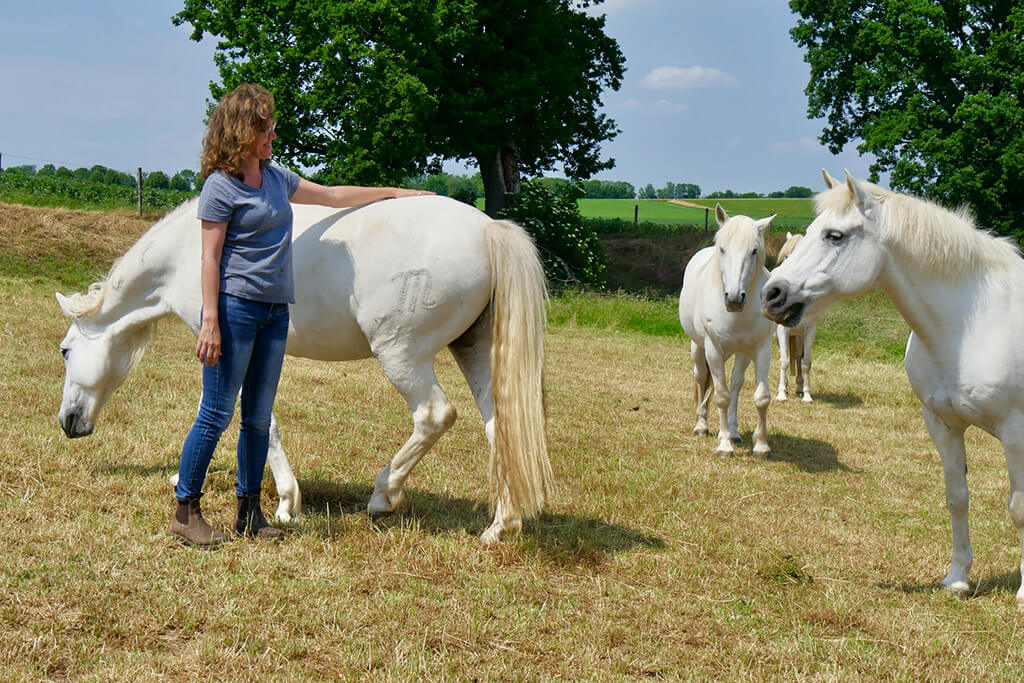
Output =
[
  {"x1": 638, "y1": 184, "x2": 657, "y2": 199},
  {"x1": 791, "y1": 0, "x2": 1024, "y2": 237},
  {"x1": 145, "y1": 171, "x2": 170, "y2": 190},
  {"x1": 499, "y1": 180, "x2": 606, "y2": 287},
  {"x1": 0, "y1": 168, "x2": 195, "y2": 211},
  {"x1": 656, "y1": 182, "x2": 700, "y2": 199},
  {"x1": 174, "y1": 0, "x2": 625, "y2": 213},
  {"x1": 581, "y1": 179, "x2": 636, "y2": 198}
]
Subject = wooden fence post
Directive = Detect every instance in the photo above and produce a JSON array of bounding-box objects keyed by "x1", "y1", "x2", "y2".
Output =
[
  {"x1": 137, "y1": 167, "x2": 142, "y2": 216},
  {"x1": 0, "y1": 152, "x2": 3, "y2": 192},
  {"x1": 633, "y1": 204, "x2": 638, "y2": 228},
  {"x1": 704, "y1": 208, "x2": 709, "y2": 230}
]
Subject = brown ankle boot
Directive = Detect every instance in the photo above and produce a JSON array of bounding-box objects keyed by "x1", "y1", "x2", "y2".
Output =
[
  {"x1": 235, "y1": 496, "x2": 284, "y2": 540},
  {"x1": 170, "y1": 499, "x2": 226, "y2": 547}
]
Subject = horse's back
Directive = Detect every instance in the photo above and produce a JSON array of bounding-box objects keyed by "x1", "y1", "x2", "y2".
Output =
[{"x1": 287, "y1": 197, "x2": 492, "y2": 361}]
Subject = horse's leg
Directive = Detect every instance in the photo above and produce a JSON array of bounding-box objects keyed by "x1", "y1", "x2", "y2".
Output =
[
  {"x1": 751, "y1": 338, "x2": 772, "y2": 460},
  {"x1": 727, "y1": 353, "x2": 749, "y2": 444},
  {"x1": 998, "y1": 413, "x2": 1024, "y2": 603},
  {"x1": 800, "y1": 325, "x2": 817, "y2": 402},
  {"x1": 449, "y1": 324, "x2": 522, "y2": 544},
  {"x1": 267, "y1": 413, "x2": 301, "y2": 522},
  {"x1": 704, "y1": 344, "x2": 734, "y2": 458},
  {"x1": 775, "y1": 326, "x2": 789, "y2": 402},
  {"x1": 691, "y1": 341, "x2": 711, "y2": 436},
  {"x1": 367, "y1": 350, "x2": 457, "y2": 518},
  {"x1": 921, "y1": 404, "x2": 972, "y2": 595}
]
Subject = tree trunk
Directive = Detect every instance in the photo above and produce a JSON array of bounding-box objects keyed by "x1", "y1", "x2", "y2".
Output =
[{"x1": 477, "y1": 144, "x2": 521, "y2": 218}]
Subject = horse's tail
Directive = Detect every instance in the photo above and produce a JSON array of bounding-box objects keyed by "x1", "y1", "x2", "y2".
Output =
[
  {"x1": 787, "y1": 332, "x2": 804, "y2": 376},
  {"x1": 485, "y1": 219, "x2": 553, "y2": 519}
]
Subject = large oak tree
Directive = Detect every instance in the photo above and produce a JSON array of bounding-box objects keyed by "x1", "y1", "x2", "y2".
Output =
[
  {"x1": 791, "y1": 0, "x2": 1024, "y2": 237},
  {"x1": 174, "y1": 0, "x2": 625, "y2": 216}
]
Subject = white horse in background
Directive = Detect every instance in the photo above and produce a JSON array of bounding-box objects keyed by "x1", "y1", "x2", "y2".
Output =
[
  {"x1": 774, "y1": 232, "x2": 822, "y2": 402},
  {"x1": 56, "y1": 195, "x2": 553, "y2": 545},
  {"x1": 764, "y1": 168, "x2": 1024, "y2": 601},
  {"x1": 679, "y1": 205, "x2": 775, "y2": 459}
]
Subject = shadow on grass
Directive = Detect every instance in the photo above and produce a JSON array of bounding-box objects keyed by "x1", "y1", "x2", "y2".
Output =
[
  {"x1": 764, "y1": 431, "x2": 856, "y2": 473},
  {"x1": 879, "y1": 570, "x2": 1020, "y2": 599},
  {"x1": 297, "y1": 477, "x2": 665, "y2": 565},
  {"x1": 806, "y1": 392, "x2": 864, "y2": 409}
]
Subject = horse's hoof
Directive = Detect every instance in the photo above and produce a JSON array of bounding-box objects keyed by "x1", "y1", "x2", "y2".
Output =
[
  {"x1": 941, "y1": 576, "x2": 970, "y2": 597},
  {"x1": 730, "y1": 436, "x2": 742, "y2": 445},
  {"x1": 715, "y1": 449, "x2": 734, "y2": 459},
  {"x1": 802, "y1": 395, "x2": 813, "y2": 403},
  {"x1": 693, "y1": 427, "x2": 710, "y2": 437},
  {"x1": 776, "y1": 395, "x2": 787, "y2": 402},
  {"x1": 367, "y1": 489, "x2": 404, "y2": 518},
  {"x1": 753, "y1": 447, "x2": 771, "y2": 461}
]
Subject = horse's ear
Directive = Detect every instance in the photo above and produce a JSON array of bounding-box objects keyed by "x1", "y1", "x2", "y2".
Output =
[
  {"x1": 844, "y1": 169, "x2": 879, "y2": 219},
  {"x1": 822, "y1": 169, "x2": 840, "y2": 188},
  {"x1": 55, "y1": 292, "x2": 74, "y2": 318},
  {"x1": 755, "y1": 214, "x2": 777, "y2": 235},
  {"x1": 715, "y1": 203, "x2": 729, "y2": 227},
  {"x1": 786, "y1": 231, "x2": 793, "y2": 240}
]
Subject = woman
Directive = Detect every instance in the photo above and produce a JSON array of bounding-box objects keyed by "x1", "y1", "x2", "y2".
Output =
[{"x1": 171, "y1": 83, "x2": 431, "y2": 546}]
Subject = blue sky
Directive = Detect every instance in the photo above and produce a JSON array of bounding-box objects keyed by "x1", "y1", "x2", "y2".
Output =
[{"x1": 0, "y1": 0, "x2": 877, "y2": 195}]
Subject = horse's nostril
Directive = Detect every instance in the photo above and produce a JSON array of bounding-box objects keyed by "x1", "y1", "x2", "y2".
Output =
[{"x1": 765, "y1": 286, "x2": 782, "y2": 306}]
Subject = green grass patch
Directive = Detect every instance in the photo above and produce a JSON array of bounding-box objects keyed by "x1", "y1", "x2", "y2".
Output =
[{"x1": 548, "y1": 287, "x2": 910, "y2": 364}]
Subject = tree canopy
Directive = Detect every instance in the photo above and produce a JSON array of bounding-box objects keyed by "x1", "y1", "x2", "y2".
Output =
[
  {"x1": 791, "y1": 0, "x2": 1024, "y2": 237},
  {"x1": 173, "y1": 0, "x2": 625, "y2": 215}
]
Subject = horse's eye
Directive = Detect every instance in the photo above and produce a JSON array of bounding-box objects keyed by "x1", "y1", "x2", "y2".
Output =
[
  {"x1": 751, "y1": 248, "x2": 758, "y2": 257},
  {"x1": 61, "y1": 347, "x2": 69, "y2": 359},
  {"x1": 823, "y1": 230, "x2": 845, "y2": 244}
]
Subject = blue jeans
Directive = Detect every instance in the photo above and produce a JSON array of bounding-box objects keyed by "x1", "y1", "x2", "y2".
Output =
[{"x1": 176, "y1": 293, "x2": 290, "y2": 500}]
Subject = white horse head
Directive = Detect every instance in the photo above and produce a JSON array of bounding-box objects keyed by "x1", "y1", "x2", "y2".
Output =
[
  {"x1": 762, "y1": 169, "x2": 889, "y2": 326},
  {"x1": 56, "y1": 285, "x2": 155, "y2": 438},
  {"x1": 713, "y1": 204, "x2": 774, "y2": 312}
]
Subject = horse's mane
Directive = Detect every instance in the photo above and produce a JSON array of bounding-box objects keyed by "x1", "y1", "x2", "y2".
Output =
[
  {"x1": 777, "y1": 234, "x2": 803, "y2": 263},
  {"x1": 815, "y1": 182, "x2": 1023, "y2": 278},
  {"x1": 62, "y1": 198, "x2": 199, "y2": 320}
]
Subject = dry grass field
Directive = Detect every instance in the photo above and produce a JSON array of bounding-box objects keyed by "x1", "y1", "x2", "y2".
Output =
[{"x1": 4, "y1": 203, "x2": 1024, "y2": 679}]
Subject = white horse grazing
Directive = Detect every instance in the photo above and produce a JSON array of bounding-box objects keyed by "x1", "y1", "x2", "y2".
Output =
[
  {"x1": 774, "y1": 232, "x2": 821, "y2": 403},
  {"x1": 56, "y1": 195, "x2": 553, "y2": 545},
  {"x1": 679, "y1": 205, "x2": 775, "y2": 458},
  {"x1": 764, "y1": 168, "x2": 1024, "y2": 601}
]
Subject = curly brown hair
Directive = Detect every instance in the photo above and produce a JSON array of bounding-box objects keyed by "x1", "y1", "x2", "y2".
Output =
[{"x1": 200, "y1": 84, "x2": 277, "y2": 180}]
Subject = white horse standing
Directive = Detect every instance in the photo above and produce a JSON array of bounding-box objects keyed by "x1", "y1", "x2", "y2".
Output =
[
  {"x1": 56, "y1": 195, "x2": 553, "y2": 545},
  {"x1": 764, "y1": 169, "x2": 1024, "y2": 601},
  {"x1": 679, "y1": 205, "x2": 775, "y2": 458},
  {"x1": 774, "y1": 232, "x2": 822, "y2": 403}
]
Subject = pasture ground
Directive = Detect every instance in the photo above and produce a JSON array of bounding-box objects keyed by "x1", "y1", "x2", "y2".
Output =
[{"x1": 4, "y1": 203, "x2": 1024, "y2": 679}]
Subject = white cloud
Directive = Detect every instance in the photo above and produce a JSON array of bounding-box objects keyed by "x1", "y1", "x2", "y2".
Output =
[
  {"x1": 642, "y1": 65, "x2": 736, "y2": 89},
  {"x1": 771, "y1": 137, "x2": 826, "y2": 153},
  {"x1": 654, "y1": 99, "x2": 688, "y2": 114}
]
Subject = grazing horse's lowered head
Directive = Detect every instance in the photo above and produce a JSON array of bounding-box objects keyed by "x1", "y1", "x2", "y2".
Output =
[
  {"x1": 55, "y1": 285, "x2": 157, "y2": 438},
  {"x1": 713, "y1": 204, "x2": 774, "y2": 313}
]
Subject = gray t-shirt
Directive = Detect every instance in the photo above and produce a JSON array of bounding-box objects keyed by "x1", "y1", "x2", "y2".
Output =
[{"x1": 196, "y1": 163, "x2": 302, "y2": 304}]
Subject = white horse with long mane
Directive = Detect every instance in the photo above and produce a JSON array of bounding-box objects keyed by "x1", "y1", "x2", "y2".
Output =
[
  {"x1": 764, "y1": 169, "x2": 1024, "y2": 601},
  {"x1": 679, "y1": 205, "x2": 775, "y2": 459},
  {"x1": 774, "y1": 232, "x2": 822, "y2": 403},
  {"x1": 56, "y1": 195, "x2": 553, "y2": 545}
]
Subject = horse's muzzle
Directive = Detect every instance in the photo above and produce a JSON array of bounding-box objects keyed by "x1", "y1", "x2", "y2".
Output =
[
  {"x1": 724, "y1": 292, "x2": 746, "y2": 312},
  {"x1": 762, "y1": 285, "x2": 805, "y2": 327},
  {"x1": 59, "y1": 411, "x2": 94, "y2": 438}
]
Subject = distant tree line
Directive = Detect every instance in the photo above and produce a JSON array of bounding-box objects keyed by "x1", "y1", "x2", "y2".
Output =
[
  {"x1": 2, "y1": 163, "x2": 815, "y2": 202},
  {"x1": 3, "y1": 164, "x2": 200, "y2": 192}
]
